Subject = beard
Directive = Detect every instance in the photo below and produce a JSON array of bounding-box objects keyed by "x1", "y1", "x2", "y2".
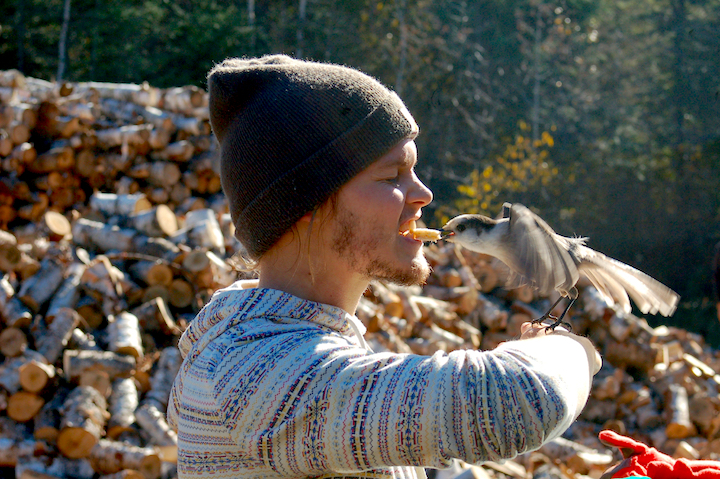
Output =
[{"x1": 329, "y1": 204, "x2": 431, "y2": 286}]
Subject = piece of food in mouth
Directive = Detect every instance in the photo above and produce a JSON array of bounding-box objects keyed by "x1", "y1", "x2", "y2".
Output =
[{"x1": 401, "y1": 220, "x2": 443, "y2": 242}]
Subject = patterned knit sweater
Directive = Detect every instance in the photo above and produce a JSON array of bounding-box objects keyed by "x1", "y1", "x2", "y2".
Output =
[{"x1": 167, "y1": 285, "x2": 595, "y2": 479}]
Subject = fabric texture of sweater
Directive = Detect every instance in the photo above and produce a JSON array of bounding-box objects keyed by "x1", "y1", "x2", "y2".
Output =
[{"x1": 167, "y1": 284, "x2": 594, "y2": 479}]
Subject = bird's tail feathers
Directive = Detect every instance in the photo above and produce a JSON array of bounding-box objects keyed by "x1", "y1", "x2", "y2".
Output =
[
  {"x1": 579, "y1": 252, "x2": 679, "y2": 317},
  {"x1": 581, "y1": 268, "x2": 632, "y2": 314}
]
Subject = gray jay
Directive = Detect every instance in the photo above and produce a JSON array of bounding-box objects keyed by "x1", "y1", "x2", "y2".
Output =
[{"x1": 442, "y1": 202, "x2": 680, "y2": 329}]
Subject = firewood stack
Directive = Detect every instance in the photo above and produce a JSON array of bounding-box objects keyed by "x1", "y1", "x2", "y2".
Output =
[{"x1": 1, "y1": 69, "x2": 719, "y2": 479}]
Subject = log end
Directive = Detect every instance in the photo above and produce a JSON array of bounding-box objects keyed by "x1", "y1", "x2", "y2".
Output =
[{"x1": 57, "y1": 426, "x2": 100, "y2": 459}]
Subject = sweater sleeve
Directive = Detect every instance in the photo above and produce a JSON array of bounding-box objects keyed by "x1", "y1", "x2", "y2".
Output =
[{"x1": 214, "y1": 331, "x2": 595, "y2": 476}]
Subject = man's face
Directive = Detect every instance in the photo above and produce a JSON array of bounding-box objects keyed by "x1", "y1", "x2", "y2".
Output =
[{"x1": 319, "y1": 139, "x2": 434, "y2": 286}]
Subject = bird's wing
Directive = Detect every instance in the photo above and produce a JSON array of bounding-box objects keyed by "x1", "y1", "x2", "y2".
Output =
[
  {"x1": 573, "y1": 245, "x2": 680, "y2": 317},
  {"x1": 504, "y1": 203, "x2": 580, "y2": 296}
]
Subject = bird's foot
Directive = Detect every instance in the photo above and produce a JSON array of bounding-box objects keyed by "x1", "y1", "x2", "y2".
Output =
[{"x1": 531, "y1": 314, "x2": 572, "y2": 332}]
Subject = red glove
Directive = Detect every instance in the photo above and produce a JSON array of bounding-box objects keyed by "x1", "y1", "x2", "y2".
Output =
[{"x1": 599, "y1": 430, "x2": 720, "y2": 479}]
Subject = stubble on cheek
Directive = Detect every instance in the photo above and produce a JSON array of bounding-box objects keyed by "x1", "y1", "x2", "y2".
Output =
[{"x1": 329, "y1": 207, "x2": 430, "y2": 286}]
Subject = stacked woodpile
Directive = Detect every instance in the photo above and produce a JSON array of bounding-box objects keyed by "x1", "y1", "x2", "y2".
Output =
[{"x1": 1, "y1": 69, "x2": 719, "y2": 479}]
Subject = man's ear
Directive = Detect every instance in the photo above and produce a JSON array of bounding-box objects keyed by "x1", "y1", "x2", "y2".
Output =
[{"x1": 298, "y1": 211, "x2": 314, "y2": 223}]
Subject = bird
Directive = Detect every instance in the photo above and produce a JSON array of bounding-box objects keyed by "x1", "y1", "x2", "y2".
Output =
[{"x1": 441, "y1": 202, "x2": 680, "y2": 330}]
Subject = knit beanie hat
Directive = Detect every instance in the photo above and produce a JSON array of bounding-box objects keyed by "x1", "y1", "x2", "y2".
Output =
[{"x1": 208, "y1": 54, "x2": 419, "y2": 260}]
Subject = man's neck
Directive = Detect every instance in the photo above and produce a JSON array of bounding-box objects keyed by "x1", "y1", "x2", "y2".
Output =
[{"x1": 257, "y1": 247, "x2": 368, "y2": 315}]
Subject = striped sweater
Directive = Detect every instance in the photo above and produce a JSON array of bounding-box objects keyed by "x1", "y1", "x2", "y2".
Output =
[{"x1": 167, "y1": 284, "x2": 594, "y2": 479}]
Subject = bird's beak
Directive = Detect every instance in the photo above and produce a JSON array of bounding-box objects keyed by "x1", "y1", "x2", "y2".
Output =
[{"x1": 440, "y1": 230, "x2": 454, "y2": 241}]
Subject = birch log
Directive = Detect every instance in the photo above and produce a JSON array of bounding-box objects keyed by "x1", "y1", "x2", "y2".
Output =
[
  {"x1": 107, "y1": 311, "x2": 144, "y2": 359},
  {"x1": 0, "y1": 438, "x2": 51, "y2": 467},
  {"x1": 89, "y1": 192, "x2": 152, "y2": 217},
  {"x1": 145, "y1": 347, "x2": 182, "y2": 408},
  {"x1": 89, "y1": 438, "x2": 161, "y2": 479},
  {"x1": 34, "y1": 307, "x2": 81, "y2": 364},
  {"x1": 0, "y1": 276, "x2": 33, "y2": 328},
  {"x1": 57, "y1": 386, "x2": 108, "y2": 459},
  {"x1": 127, "y1": 205, "x2": 178, "y2": 237},
  {"x1": 17, "y1": 257, "x2": 65, "y2": 313},
  {"x1": 135, "y1": 399, "x2": 177, "y2": 463},
  {"x1": 107, "y1": 377, "x2": 139, "y2": 439},
  {"x1": 18, "y1": 360, "x2": 56, "y2": 394},
  {"x1": 33, "y1": 389, "x2": 69, "y2": 442},
  {"x1": 46, "y1": 262, "x2": 86, "y2": 322},
  {"x1": 72, "y1": 218, "x2": 137, "y2": 253},
  {"x1": 6, "y1": 391, "x2": 44, "y2": 422},
  {"x1": 63, "y1": 350, "x2": 136, "y2": 383},
  {"x1": 130, "y1": 297, "x2": 179, "y2": 337},
  {"x1": 0, "y1": 327, "x2": 27, "y2": 357}
]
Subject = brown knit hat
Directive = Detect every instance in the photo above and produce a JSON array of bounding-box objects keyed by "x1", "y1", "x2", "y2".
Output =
[{"x1": 208, "y1": 54, "x2": 418, "y2": 260}]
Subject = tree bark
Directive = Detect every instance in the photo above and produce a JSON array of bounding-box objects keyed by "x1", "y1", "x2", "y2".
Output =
[
  {"x1": 57, "y1": 386, "x2": 108, "y2": 459},
  {"x1": 57, "y1": 0, "x2": 72, "y2": 82},
  {"x1": 135, "y1": 399, "x2": 177, "y2": 463},
  {"x1": 34, "y1": 307, "x2": 81, "y2": 364},
  {"x1": 107, "y1": 377, "x2": 139, "y2": 439},
  {"x1": 107, "y1": 311, "x2": 144, "y2": 359},
  {"x1": 63, "y1": 350, "x2": 136, "y2": 383},
  {"x1": 88, "y1": 438, "x2": 161, "y2": 479}
]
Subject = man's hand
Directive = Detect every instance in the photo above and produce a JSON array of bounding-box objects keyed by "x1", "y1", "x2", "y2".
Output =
[{"x1": 519, "y1": 321, "x2": 602, "y2": 375}]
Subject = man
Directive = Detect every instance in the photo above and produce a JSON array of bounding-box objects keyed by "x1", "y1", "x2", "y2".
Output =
[{"x1": 167, "y1": 55, "x2": 601, "y2": 479}]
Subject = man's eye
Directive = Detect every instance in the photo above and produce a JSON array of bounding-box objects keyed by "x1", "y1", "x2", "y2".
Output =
[{"x1": 384, "y1": 173, "x2": 400, "y2": 183}]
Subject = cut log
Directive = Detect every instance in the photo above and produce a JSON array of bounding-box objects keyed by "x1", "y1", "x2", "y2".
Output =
[
  {"x1": 17, "y1": 257, "x2": 65, "y2": 313},
  {"x1": 476, "y1": 294, "x2": 508, "y2": 331},
  {"x1": 43, "y1": 211, "x2": 72, "y2": 241},
  {"x1": 127, "y1": 205, "x2": 178, "y2": 237},
  {"x1": 89, "y1": 438, "x2": 161, "y2": 479},
  {"x1": 146, "y1": 347, "x2": 182, "y2": 408},
  {"x1": 34, "y1": 307, "x2": 81, "y2": 364},
  {"x1": 18, "y1": 360, "x2": 56, "y2": 393},
  {"x1": 0, "y1": 229, "x2": 21, "y2": 272},
  {"x1": 0, "y1": 327, "x2": 27, "y2": 357},
  {"x1": 79, "y1": 369, "x2": 113, "y2": 398},
  {"x1": 163, "y1": 85, "x2": 205, "y2": 113},
  {"x1": 168, "y1": 278, "x2": 193, "y2": 308},
  {"x1": 130, "y1": 297, "x2": 180, "y2": 336},
  {"x1": 8, "y1": 121, "x2": 31, "y2": 144},
  {"x1": 68, "y1": 328, "x2": 102, "y2": 351},
  {"x1": 57, "y1": 386, "x2": 108, "y2": 459},
  {"x1": 151, "y1": 140, "x2": 195, "y2": 162},
  {"x1": 107, "y1": 311, "x2": 144, "y2": 359},
  {"x1": 107, "y1": 377, "x2": 139, "y2": 439},
  {"x1": 474, "y1": 261, "x2": 499, "y2": 293},
  {"x1": 18, "y1": 456, "x2": 96, "y2": 479},
  {"x1": 63, "y1": 350, "x2": 137, "y2": 382},
  {"x1": 27, "y1": 146, "x2": 75, "y2": 174},
  {"x1": 666, "y1": 383, "x2": 697, "y2": 439},
  {"x1": 0, "y1": 438, "x2": 51, "y2": 467},
  {"x1": 75, "y1": 295, "x2": 105, "y2": 330},
  {"x1": 129, "y1": 260, "x2": 174, "y2": 287},
  {"x1": 72, "y1": 218, "x2": 137, "y2": 253},
  {"x1": 538, "y1": 437, "x2": 615, "y2": 475},
  {"x1": 90, "y1": 192, "x2": 152, "y2": 217},
  {"x1": 138, "y1": 161, "x2": 182, "y2": 188},
  {"x1": 0, "y1": 280, "x2": 33, "y2": 328},
  {"x1": 7, "y1": 391, "x2": 45, "y2": 422},
  {"x1": 135, "y1": 399, "x2": 178, "y2": 463},
  {"x1": 78, "y1": 81, "x2": 161, "y2": 107},
  {"x1": 95, "y1": 124, "x2": 153, "y2": 150},
  {"x1": 0, "y1": 350, "x2": 48, "y2": 394},
  {"x1": 46, "y1": 262, "x2": 85, "y2": 322},
  {"x1": 98, "y1": 470, "x2": 147, "y2": 479},
  {"x1": 11, "y1": 142, "x2": 37, "y2": 166}
]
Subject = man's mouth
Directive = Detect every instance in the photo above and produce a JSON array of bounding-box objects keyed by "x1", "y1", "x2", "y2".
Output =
[
  {"x1": 399, "y1": 220, "x2": 418, "y2": 237},
  {"x1": 399, "y1": 220, "x2": 443, "y2": 242}
]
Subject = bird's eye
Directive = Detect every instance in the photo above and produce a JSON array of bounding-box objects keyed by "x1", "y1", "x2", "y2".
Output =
[{"x1": 457, "y1": 224, "x2": 466, "y2": 232}]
